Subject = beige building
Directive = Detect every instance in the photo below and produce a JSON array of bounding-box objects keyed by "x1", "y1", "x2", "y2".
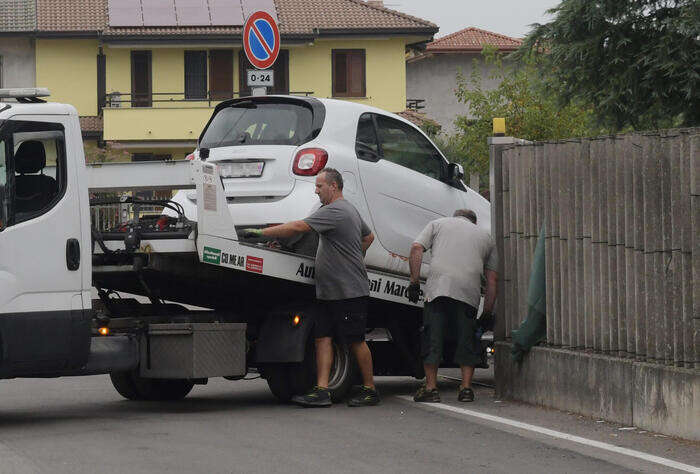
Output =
[{"x1": 406, "y1": 27, "x2": 522, "y2": 135}]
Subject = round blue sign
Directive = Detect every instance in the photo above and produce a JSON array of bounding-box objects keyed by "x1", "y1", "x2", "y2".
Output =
[{"x1": 243, "y1": 11, "x2": 280, "y2": 70}]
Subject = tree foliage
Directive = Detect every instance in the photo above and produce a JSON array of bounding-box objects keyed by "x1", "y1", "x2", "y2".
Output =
[
  {"x1": 444, "y1": 48, "x2": 598, "y2": 184},
  {"x1": 517, "y1": 0, "x2": 700, "y2": 130}
]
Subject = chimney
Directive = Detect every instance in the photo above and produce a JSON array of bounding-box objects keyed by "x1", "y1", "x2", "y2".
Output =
[{"x1": 367, "y1": 1, "x2": 384, "y2": 7}]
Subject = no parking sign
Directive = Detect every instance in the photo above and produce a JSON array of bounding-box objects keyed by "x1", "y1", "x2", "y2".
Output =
[{"x1": 243, "y1": 11, "x2": 280, "y2": 70}]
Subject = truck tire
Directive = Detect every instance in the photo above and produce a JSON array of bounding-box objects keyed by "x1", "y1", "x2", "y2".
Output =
[
  {"x1": 110, "y1": 371, "x2": 194, "y2": 401},
  {"x1": 261, "y1": 364, "x2": 296, "y2": 402},
  {"x1": 262, "y1": 340, "x2": 356, "y2": 403}
]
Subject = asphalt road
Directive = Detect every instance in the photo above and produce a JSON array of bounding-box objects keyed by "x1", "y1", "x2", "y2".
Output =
[{"x1": 0, "y1": 374, "x2": 697, "y2": 474}]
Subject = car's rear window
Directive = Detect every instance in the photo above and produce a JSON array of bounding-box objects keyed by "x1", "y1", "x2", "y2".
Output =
[{"x1": 200, "y1": 102, "x2": 315, "y2": 149}]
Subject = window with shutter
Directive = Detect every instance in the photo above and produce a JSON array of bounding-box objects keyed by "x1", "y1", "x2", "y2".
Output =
[
  {"x1": 131, "y1": 51, "x2": 152, "y2": 107},
  {"x1": 209, "y1": 50, "x2": 234, "y2": 100},
  {"x1": 332, "y1": 50, "x2": 365, "y2": 98},
  {"x1": 185, "y1": 51, "x2": 207, "y2": 99}
]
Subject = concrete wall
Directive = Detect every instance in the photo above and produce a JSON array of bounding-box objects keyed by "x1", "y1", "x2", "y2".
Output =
[
  {"x1": 0, "y1": 36, "x2": 35, "y2": 88},
  {"x1": 406, "y1": 52, "x2": 504, "y2": 134},
  {"x1": 496, "y1": 343, "x2": 700, "y2": 440}
]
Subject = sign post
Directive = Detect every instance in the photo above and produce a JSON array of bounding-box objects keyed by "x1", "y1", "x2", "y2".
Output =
[{"x1": 243, "y1": 11, "x2": 280, "y2": 96}]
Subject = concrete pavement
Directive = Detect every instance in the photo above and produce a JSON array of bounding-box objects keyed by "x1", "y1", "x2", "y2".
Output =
[{"x1": 0, "y1": 373, "x2": 697, "y2": 474}]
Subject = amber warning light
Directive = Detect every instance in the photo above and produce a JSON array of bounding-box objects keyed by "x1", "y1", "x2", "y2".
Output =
[
  {"x1": 98, "y1": 327, "x2": 110, "y2": 336},
  {"x1": 292, "y1": 314, "x2": 301, "y2": 327}
]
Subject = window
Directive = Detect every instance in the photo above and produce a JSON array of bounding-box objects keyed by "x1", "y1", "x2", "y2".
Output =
[
  {"x1": 185, "y1": 51, "x2": 207, "y2": 99},
  {"x1": 0, "y1": 120, "x2": 67, "y2": 227},
  {"x1": 355, "y1": 113, "x2": 380, "y2": 161},
  {"x1": 131, "y1": 51, "x2": 152, "y2": 107},
  {"x1": 332, "y1": 50, "x2": 365, "y2": 98},
  {"x1": 200, "y1": 101, "x2": 314, "y2": 149},
  {"x1": 374, "y1": 115, "x2": 445, "y2": 180},
  {"x1": 210, "y1": 49, "x2": 234, "y2": 100},
  {"x1": 0, "y1": 55, "x2": 3, "y2": 88}
]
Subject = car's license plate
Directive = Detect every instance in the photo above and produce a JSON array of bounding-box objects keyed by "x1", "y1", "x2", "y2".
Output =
[{"x1": 219, "y1": 161, "x2": 265, "y2": 178}]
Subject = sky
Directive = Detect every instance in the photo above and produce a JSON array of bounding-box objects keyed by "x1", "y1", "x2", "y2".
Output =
[{"x1": 387, "y1": 0, "x2": 561, "y2": 39}]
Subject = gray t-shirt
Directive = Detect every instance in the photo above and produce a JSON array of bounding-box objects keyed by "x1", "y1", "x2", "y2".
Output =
[
  {"x1": 303, "y1": 198, "x2": 371, "y2": 300},
  {"x1": 415, "y1": 216, "x2": 498, "y2": 307}
]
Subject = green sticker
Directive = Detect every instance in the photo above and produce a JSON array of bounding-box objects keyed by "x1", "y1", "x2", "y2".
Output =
[{"x1": 203, "y1": 246, "x2": 221, "y2": 264}]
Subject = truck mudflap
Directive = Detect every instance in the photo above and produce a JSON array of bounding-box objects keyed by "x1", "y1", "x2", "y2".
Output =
[
  {"x1": 255, "y1": 306, "x2": 315, "y2": 364},
  {"x1": 193, "y1": 161, "x2": 424, "y2": 308}
]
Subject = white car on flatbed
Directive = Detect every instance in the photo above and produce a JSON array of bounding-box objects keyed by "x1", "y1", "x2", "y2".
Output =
[{"x1": 172, "y1": 95, "x2": 490, "y2": 275}]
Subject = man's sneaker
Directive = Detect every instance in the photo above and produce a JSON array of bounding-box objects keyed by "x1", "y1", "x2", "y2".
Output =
[
  {"x1": 413, "y1": 385, "x2": 440, "y2": 403},
  {"x1": 291, "y1": 386, "x2": 332, "y2": 407},
  {"x1": 347, "y1": 386, "x2": 381, "y2": 407},
  {"x1": 458, "y1": 387, "x2": 475, "y2": 402}
]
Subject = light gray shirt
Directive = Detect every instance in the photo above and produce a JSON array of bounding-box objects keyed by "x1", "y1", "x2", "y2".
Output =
[
  {"x1": 414, "y1": 216, "x2": 498, "y2": 307},
  {"x1": 303, "y1": 198, "x2": 371, "y2": 300}
]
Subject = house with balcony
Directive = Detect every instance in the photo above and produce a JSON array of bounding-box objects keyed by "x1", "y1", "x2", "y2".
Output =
[
  {"x1": 406, "y1": 27, "x2": 522, "y2": 135},
  {"x1": 29, "y1": 0, "x2": 437, "y2": 162}
]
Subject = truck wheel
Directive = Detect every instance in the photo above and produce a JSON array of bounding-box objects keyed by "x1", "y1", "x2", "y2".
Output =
[
  {"x1": 262, "y1": 340, "x2": 357, "y2": 403},
  {"x1": 110, "y1": 371, "x2": 194, "y2": 401},
  {"x1": 261, "y1": 364, "x2": 296, "y2": 402},
  {"x1": 325, "y1": 342, "x2": 357, "y2": 403}
]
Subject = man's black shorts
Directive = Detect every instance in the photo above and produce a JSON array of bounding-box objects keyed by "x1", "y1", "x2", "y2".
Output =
[{"x1": 314, "y1": 296, "x2": 368, "y2": 344}]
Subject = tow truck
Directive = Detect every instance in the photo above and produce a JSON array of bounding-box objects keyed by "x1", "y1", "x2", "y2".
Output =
[{"x1": 0, "y1": 89, "x2": 487, "y2": 402}]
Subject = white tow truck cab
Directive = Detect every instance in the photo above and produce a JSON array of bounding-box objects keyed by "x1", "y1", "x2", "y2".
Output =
[{"x1": 0, "y1": 89, "x2": 490, "y2": 402}]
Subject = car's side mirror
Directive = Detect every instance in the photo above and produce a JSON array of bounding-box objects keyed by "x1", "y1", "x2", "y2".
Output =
[{"x1": 448, "y1": 162, "x2": 464, "y2": 182}]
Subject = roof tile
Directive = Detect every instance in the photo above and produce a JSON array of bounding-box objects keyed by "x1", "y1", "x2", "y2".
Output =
[
  {"x1": 37, "y1": 0, "x2": 107, "y2": 32},
  {"x1": 426, "y1": 27, "x2": 522, "y2": 52},
  {"x1": 79, "y1": 115, "x2": 103, "y2": 132},
  {"x1": 0, "y1": 0, "x2": 36, "y2": 32},
  {"x1": 34, "y1": 0, "x2": 436, "y2": 36}
]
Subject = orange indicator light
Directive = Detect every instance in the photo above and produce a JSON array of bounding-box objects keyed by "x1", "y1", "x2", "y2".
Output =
[
  {"x1": 98, "y1": 327, "x2": 109, "y2": 336},
  {"x1": 292, "y1": 315, "x2": 301, "y2": 326}
]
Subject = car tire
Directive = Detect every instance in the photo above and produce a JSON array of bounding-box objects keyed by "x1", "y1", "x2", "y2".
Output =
[{"x1": 110, "y1": 371, "x2": 194, "y2": 401}]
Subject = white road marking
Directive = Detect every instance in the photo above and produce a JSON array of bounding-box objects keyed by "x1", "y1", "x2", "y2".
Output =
[{"x1": 397, "y1": 396, "x2": 700, "y2": 473}]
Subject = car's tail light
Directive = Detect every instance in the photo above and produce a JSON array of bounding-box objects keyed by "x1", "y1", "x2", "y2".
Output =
[
  {"x1": 185, "y1": 152, "x2": 195, "y2": 161},
  {"x1": 293, "y1": 148, "x2": 328, "y2": 176}
]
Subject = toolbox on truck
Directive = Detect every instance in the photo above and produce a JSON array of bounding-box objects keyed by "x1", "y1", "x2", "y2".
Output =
[{"x1": 140, "y1": 323, "x2": 246, "y2": 379}]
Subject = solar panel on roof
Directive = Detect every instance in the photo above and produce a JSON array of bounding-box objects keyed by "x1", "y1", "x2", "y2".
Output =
[
  {"x1": 108, "y1": 0, "x2": 143, "y2": 27},
  {"x1": 142, "y1": 0, "x2": 177, "y2": 26},
  {"x1": 209, "y1": 0, "x2": 244, "y2": 26},
  {"x1": 175, "y1": 0, "x2": 211, "y2": 26},
  {"x1": 241, "y1": 0, "x2": 278, "y2": 22}
]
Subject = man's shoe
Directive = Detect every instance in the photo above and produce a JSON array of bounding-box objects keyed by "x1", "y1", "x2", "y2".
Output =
[
  {"x1": 413, "y1": 385, "x2": 441, "y2": 403},
  {"x1": 347, "y1": 386, "x2": 381, "y2": 407},
  {"x1": 458, "y1": 387, "x2": 475, "y2": 402},
  {"x1": 291, "y1": 386, "x2": 332, "y2": 407}
]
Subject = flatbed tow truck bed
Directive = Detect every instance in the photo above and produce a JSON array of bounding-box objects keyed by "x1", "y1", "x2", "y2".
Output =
[{"x1": 89, "y1": 160, "x2": 421, "y2": 310}]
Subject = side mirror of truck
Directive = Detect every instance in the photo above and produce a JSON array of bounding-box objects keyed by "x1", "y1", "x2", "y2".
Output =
[{"x1": 448, "y1": 162, "x2": 464, "y2": 182}]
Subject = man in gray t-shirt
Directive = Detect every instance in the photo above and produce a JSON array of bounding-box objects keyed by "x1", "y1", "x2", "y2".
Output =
[
  {"x1": 303, "y1": 197, "x2": 371, "y2": 300},
  {"x1": 241, "y1": 168, "x2": 379, "y2": 408},
  {"x1": 408, "y1": 209, "x2": 498, "y2": 404}
]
